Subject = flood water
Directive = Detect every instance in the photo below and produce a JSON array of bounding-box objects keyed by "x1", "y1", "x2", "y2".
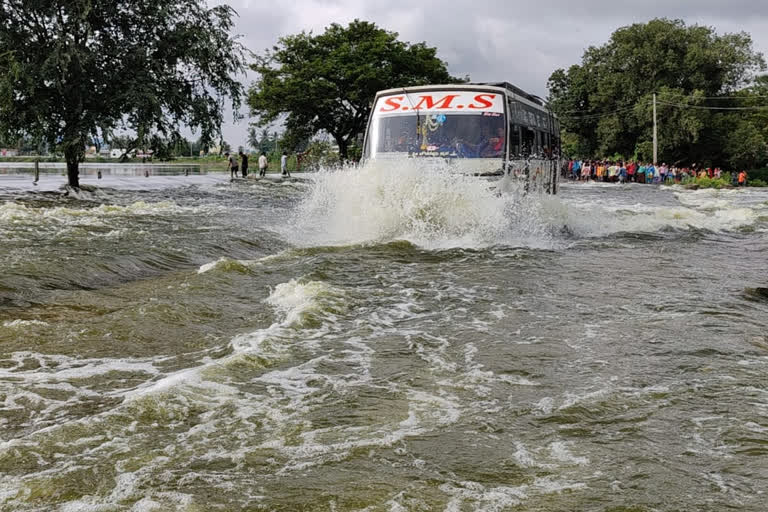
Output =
[{"x1": 1, "y1": 162, "x2": 767, "y2": 511}]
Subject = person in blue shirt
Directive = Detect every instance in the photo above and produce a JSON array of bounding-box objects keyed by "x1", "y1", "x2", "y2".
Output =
[
  {"x1": 618, "y1": 163, "x2": 628, "y2": 184},
  {"x1": 572, "y1": 160, "x2": 581, "y2": 180},
  {"x1": 646, "y1": 164, "x2": 655, "y2": 184}
]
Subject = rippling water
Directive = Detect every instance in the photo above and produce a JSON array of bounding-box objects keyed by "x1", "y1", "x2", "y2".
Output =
[{"x1": 1, "y1": 163, "x2": 767, "y2": 511}]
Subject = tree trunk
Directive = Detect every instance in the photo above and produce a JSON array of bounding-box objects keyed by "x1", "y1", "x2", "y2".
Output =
[
  {"x1": 335, "y1": 137, "x2": 348, "y2": 161},
  {"x1": 63, "y1": 138, "x2": 83, "y2": 188},
  {"x1": 66, "y1": 159, "x2": 80, "y2": 188}
]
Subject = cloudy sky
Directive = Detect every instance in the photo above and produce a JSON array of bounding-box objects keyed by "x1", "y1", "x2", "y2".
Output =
[{"x1": 218, "y1": 0, "x2": 768, "y2": 147}]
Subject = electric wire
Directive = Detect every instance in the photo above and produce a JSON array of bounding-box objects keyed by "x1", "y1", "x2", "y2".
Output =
[
  {"x1": 656, "y1": 100, "x2": 768, "y2": 111},
  {"x1": 558, "y1": 103, "x2": 650, "y2": 120},
  {"x1": 557, "y1": 98, "x2": 768, "y2": 119}
]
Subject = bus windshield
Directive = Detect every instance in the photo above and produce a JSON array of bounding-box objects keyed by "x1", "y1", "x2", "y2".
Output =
[{"x1": 366, "y1": 113, "x2": 506, "y2": 159}]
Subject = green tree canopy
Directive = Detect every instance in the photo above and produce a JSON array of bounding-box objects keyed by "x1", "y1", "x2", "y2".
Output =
[
  {"x1": 0, "y1": 0, "x2": 245, "y2": 187},
  {"x1": 248, "y1": 19, "x2": 464, "y2": 160},
  {"x1": 547, "y1": 18, "x2": 766, "y2": 166}
]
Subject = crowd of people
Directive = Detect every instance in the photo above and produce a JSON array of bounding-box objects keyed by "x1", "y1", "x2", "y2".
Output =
[
  {"x1": 564, "y1": 160, "x2": 749, "y2": 186},
  {"x1": 224, "y1": 150, "x2": 292, "y2": 179}
]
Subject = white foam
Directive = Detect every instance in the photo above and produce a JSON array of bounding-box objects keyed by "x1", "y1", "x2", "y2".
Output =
[
  {"x1": 265, "y1": 279, "x2": 345, "y2": 327},
  {"x1": 197, "y1": 258, "x2": 224, "y2": 274},
  {"x1": 2, "y1": 319, "x2": 49, "y2": 328},
  {"x1": 440, "y1": 476, "x2": 586, "y2": 511},
  {"x1": 534, "y1": 397, "x2": 555, "y2": 415},
  {"x1": 549, "y1": 441, "x2": 590, "y2": 465},
  {"x1": 0, "y1": 351, "x2": 160, "y2": 382}
]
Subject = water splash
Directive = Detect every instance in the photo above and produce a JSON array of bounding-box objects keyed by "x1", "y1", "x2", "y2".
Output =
[
  {"x1": 286, "y1": 160, "x2": 766, "y2": 250},
  {"x1": 288, "y1": 159, "x2": 560, "y2": 250}
]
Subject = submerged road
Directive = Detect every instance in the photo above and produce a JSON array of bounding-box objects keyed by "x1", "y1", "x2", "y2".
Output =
[{"x1": 1, "y1": 163, "x2": 767, "y2": 510}]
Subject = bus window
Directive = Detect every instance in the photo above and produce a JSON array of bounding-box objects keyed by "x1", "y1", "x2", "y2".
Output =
[
  {"x1": 508, "y1": 123, "x2": 521, "y2": 157},
  {"x1": 507, "y1": 100, "x2": 518, "y2": 123},
  {"x1": 527, "y1": 107, "x2": 536, "y2": 127},
  {"x1": 521, "y1": 127, "x2": 536, "y2": 156}
]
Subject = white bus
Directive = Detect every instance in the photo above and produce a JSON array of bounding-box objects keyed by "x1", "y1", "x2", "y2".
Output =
[{"x1": 362, "y1": 82, "x2": 560, "y2": 194}]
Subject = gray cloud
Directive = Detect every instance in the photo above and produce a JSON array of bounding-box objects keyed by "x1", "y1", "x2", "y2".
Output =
[{"x1": 217, "y1": 0, "x2": 768, "y2": 146}]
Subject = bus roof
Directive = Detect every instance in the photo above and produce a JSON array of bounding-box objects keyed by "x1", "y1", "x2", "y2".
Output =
[{"x1": 470, "y1": 82, "x2": 545, "y2": 107}]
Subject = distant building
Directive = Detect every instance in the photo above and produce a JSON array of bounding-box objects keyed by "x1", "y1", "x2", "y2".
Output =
[
  {"x1": 110, "y1": 149, "x2": 138, "y2": 159},
  {"x1": 0, "y1": 148, "x2": 19, "y2": 157}
]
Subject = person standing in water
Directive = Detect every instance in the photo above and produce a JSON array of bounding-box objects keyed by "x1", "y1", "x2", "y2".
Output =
[
  {"x1": 225, "y1": 152, "x2": 238, "y2": 179},
  {"x1": 258, "y1": 152, "x2": 268, "y2": 177},
  {"x1": 281, "y1": 151, "x2": 290, "y2": 177},
  {"x1": 239, "y1": 151, "x2": 249, "y2": 178}
]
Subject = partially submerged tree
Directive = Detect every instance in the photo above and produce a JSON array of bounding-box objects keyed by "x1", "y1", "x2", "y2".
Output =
[
  {"x1": 249, "y1": 20, "x2": 464, "y2": 159},
  {"x1": 0, "y1": 1, "x2": 245, "y2": 187}
]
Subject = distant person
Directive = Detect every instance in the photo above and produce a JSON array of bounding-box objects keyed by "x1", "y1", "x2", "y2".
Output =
[
  {"x1": 581, "y1": 162, "x2": 591, "y2": 181},
  {"x1": 258, "y1": 152, "x2": 268, "y2": 177},
  {"x1": 225, "y1": 152, "x2": 238, "y2": 179},
  {"x1": 239, "y1": 151, "x2": 248, "y2": 177},
  {"x1": 281, "y1": 151, "x2": 290, "y2": 177},
  {"x1": 738, "y1": 170, "x2": 747, "y2": 187},
  {"x1": 618, "y1": 163, "x2": 627, "y2": 184},
  {"x1": 646, "y1": 164, "x2": 655, "y2": 184},
  {"x1": 637, "y1": 163, "x2": 646, "y2": 184}
]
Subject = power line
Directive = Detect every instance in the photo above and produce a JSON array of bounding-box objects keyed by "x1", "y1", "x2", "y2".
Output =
[
  {"x1": 656, "y1": 100, "x2": 768, "y2": 111},
  {"x1": 556, "y1": 92, "x2": 768, "y2": 117},
  {"x1": 558, "y1": 103, "x2": 650, "y2": 120},
  {"x1": 555, "y1": 94, "x2": 768, "y2": 120},
  {"x1": 557, "y1": 104, "x2": 643, "y2": 116},
  {"x1": 689, "y1": 94, "x2": 768, "y2": 99}
]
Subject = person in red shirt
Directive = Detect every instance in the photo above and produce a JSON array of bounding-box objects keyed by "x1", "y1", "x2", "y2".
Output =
[
  {"x1": 627, "y1": 162, "x2": 636, "y2": 181},
  {"x1": 738, "y1": 170, "x2": 748, "y2": 186}
]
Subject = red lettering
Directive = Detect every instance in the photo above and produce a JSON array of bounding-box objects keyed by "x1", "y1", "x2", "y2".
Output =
[
  {"x1": 380, "y1": 96, "x2": 404, "y2": 112},
  {"x1": 468, "y1": 94, "x2": 496, "y2": 110},
  {"x1": 413, "y1": 94, "x2": 459, "y2": 110}
]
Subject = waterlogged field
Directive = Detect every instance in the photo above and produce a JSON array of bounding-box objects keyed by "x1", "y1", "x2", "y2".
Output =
[{"x1": 1, "y1": 163, "x2": 767, "y2": 511}]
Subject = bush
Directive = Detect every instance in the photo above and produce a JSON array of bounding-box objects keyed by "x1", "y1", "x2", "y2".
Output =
[
  {"x1": 747, "y1": 168, "x2": 768, "y2": 182},
  {"x1": 687, "y1": 175, "x2": 732, "y2": 189},
  {"x1": 750, "y1": 179, "x2": 767, "y2": 187}
]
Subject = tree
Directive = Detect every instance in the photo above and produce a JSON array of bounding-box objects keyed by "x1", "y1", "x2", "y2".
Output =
[
  {"x1": 724, "y1": 120, "x2": 768, "y2": 170},
  {"x1": 248, "y1": 19, "x2": 464, "y2": 159},
  {"x1": 0, "y1": 1, "x2": 245, "y2": 187},
  {"x1": 247, "y1": 126, "x2": 260, "y2": 151},
  {"x1": 548, "y1": 18, "x2": 766, "y2": 165},
  {"x1": 278, "y1": 129, "x2": 311, "y2": 154},
  {"x1": 257, "y1": 127, "x2": 274, "y2": 154}
]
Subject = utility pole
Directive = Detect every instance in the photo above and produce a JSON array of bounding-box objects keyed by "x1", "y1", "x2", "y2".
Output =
[{"x1": 653, "y1": 93, "x2": 658, "y2": 165}]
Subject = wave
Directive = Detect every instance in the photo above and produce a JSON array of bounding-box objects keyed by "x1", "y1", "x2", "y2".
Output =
[
  {"x1": 0, "y1": 200, "x2": 182, "y2": 224},
  {"x1": 265, "y1": 279, "x2": 348, "y2": 328}
]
